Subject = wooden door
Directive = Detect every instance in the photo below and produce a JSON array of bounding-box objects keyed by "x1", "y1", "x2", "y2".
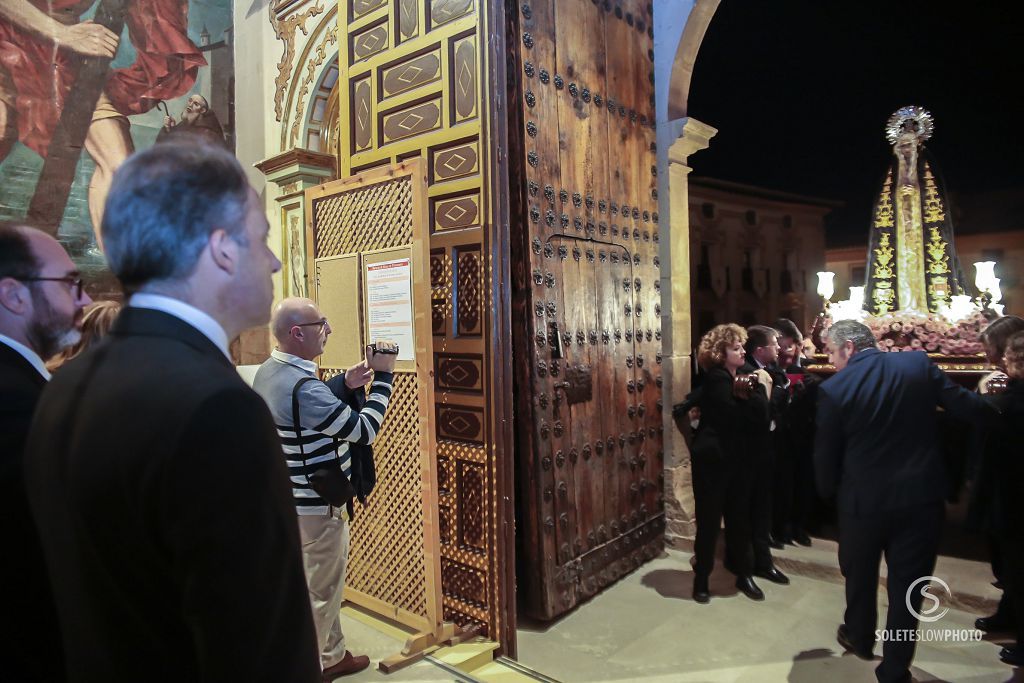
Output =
[{"x1": 510, "y1": 0, "x2": 664, "y2": 619}]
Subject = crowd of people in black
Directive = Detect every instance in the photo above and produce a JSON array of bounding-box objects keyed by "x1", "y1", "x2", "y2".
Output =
[{"x1": 677, "y1": 316, "x2": 1024, "y2": 683}]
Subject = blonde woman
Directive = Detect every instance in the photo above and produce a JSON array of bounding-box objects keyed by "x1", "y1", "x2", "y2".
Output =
[
  {"x1": 690, "y1": 324, "x2": 771, "y2": 603},
  {"x1": 46, "y1": 300, "x2": 121, "y2": 372}
]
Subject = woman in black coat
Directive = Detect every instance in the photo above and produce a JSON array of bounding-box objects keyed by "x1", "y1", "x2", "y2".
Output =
[{"x1": 689, "y1": 324, "x2": 772, "y2": 603}]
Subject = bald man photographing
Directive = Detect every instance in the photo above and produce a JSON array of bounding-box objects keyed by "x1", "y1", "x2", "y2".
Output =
[{"x1": 253, "y1": 297, "x2": 397, "y2": 680}]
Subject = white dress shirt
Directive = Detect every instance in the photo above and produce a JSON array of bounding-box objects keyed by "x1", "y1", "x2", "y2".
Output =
[{"x1": 129, "y1": 293, "x2": 231, "y2": 359}]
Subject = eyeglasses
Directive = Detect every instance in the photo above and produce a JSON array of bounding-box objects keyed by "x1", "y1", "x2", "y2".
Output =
[
  {"x1": 20, "y1": 276, "x2": 84, "y2": 299},
  {"x1": 293, "y1": 318, "x2": 328, "y2": 332}
]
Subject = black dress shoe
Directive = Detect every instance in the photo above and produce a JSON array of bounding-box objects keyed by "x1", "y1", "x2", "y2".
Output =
[
  {"x1": 769, "y1": 537, "x2": 785, "y2": 550},
  {"x1": 693, "y1": 575, "x2": 710, "y2": 604},
  {"x1": 794, "y1": 531, "x2": 812, "y2": 546},
  {"x1": 999, "y1": 646, "x2": 1023, "y2": 666},
  {"x1": 755, "y1": 566, "x2": 790, "y2": 585},
  {"x1": 976, "y1": 613, "x2": 1016, "y2": 633},
  {"x1": 736, "y1": 576, "x2": 765, "y2": 601},
  {"x1": 836, "y1": 624, "x2": 874, "y2": 660}
]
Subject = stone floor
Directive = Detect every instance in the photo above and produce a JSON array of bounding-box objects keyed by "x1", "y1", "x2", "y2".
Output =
[
  {"x1": 330, "y1": 545, "x2": 1021, "y2": 682},
  {"x1": 514, "y1": 548, "x2": 1022, "y2": 683}
]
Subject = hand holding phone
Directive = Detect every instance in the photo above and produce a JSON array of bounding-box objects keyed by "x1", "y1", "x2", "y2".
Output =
[{"x1": 367, "y1": 342, "x2": 398, "y2": 373}]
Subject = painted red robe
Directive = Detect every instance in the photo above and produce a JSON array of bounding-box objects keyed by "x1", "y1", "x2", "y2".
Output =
[{"x1": 0, "y1": 0, "x2": 206, "y2": 157}]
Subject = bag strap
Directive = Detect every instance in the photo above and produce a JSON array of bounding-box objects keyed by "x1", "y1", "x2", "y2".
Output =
[{"x1": 290, "y1": 376, "x2": 341, "y2": 486}]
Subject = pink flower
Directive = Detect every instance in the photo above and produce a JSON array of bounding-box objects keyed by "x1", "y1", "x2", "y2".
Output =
[
  {"x1": 910, "y1": 339, "x2": 923, "y2": 349},
  {"x1": 884, "y1": 338, "x2": 895, "y2": 347}
]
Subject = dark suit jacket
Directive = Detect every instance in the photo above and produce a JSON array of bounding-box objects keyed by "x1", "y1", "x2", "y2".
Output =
[
  {"x1": 0, "y1": 342, "x2": 65, "y2": 682},
  {"x1": 739, "y1": 361, "x2": 789, "y2": 454},
  {"x1": 814, "y1": 348, "x2": 990, "y2": 517},
  {"x1": 23, "y1": 308, "x2": 320, "y2": 683}
]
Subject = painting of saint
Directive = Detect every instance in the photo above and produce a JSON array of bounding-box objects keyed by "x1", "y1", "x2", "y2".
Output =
[{"x1": 0, "y1": 0, "x2": 234, "y2": 297}]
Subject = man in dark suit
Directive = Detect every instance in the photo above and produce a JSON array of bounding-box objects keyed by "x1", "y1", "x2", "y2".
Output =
[
  {"x1": 1, "y1": 221, "x2": 93, "y2": 681},
  {"x1": 815, "y1": 320, "x2": 991, "y2": 683},
  {"x1": 23, "y1": 144, "x2": 321, "y2": 682},
  {"x1": 739, "y1": 325, "x2": 790, "y2": 586}
]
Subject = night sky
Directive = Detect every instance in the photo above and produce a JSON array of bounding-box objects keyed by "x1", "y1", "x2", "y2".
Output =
[{"x1": 686, "y1": 2, "x2": 1024, "y2": 247}]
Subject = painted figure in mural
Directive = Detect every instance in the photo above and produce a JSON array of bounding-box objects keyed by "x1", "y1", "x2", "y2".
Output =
[
  {"x1": 158, "y1": 93, "x2": 226, "y2": 147},
  {"x1": 0, "y1": 0, "x2": 205, "y2": 247},
  {"x1": 864, "y1": 106, "x2": 966, "y2": 316}
]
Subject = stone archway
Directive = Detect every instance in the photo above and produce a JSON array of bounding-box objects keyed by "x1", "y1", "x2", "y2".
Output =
[{"x1": 656, "y1": 0, "x2": 720, "y2": 547}]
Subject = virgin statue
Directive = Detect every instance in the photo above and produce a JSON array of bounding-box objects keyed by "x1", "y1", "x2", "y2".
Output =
[{"x1": 864, "y1": 106, "x2": 967, "y2": 315}]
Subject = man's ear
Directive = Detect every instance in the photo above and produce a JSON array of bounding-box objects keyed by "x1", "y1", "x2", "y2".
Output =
[
  {"x1": 208, "y1": 229, "x2": 238, "y2": 275},
  {"x1": 0, "y1": 277, "x2": 30, "y2": 315}
]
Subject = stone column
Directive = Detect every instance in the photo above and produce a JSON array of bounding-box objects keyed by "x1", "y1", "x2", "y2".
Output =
[
  {"x1": 661, "y1": 117, "x2": 716, "y2": 548},
  {"x1": 236, "y1": 148, "x2": 335, "y2": 363}
]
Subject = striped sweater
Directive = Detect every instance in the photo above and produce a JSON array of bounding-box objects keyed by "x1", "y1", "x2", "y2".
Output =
[{"x1": 253, "y1": 350, "x2": 393, "y2": 515}]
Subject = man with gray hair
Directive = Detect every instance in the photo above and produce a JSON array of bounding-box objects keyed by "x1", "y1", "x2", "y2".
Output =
[
  {"x1": 254, "y1": 297, "x2": 396, "y2": 680},
  {"x1": 815, "y1": 319, "x2": 991, "y2": 683},
  {"x1": 1, "y1": 221, "x2": 92, "y2": 681},
  {"x1": 22, "y1": 143, "x2": 320, "y2": 682}
]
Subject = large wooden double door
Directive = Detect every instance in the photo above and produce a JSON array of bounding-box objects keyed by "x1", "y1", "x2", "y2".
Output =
[{"x1": 509, "y1": 0, "x2": 664, "y2": 620}]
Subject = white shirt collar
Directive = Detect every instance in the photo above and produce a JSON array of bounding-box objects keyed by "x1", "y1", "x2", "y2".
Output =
[
  {"x1": 270, "y1": 348, "x2": 318, "y2": 375},
  {"x1": 129, "y1": 293, "x2": 231, "y2": 360},
  {"x1": 0, "y1": 333, "x2": 50, "y2": 380}
]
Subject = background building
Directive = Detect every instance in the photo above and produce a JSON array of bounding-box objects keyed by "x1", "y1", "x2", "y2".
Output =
[{"x1": 689, "y1": 177, "x2": 839, "y2": 344}]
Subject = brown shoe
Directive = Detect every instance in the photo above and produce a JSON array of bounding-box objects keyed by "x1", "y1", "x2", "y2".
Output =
[{"x1": 322, "y1": 651, "x2": 370, "y2": 680}]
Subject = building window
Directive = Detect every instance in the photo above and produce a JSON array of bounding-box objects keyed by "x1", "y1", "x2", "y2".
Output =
[
  {"x1": 741, "y1": 250, "x2": 754, "y2": 292},
  {"x1": 698, "y1": 311, "x2": 716, "y2": 336},
  {"x1": 696, "y1": 244, "x2": 712, "y2": 290},
  {"x1": 782, "y1": 215, "x2": 793, "y2": 229},
  {"x1": 701, "y1": 202, "x2": 715, "y2": 219},
  {"x1": 744, "y1": 209, "x2": 757, "y2": 226},
  {"x1": 851, "y1": 266, "x2": 866, "y2": 286}
]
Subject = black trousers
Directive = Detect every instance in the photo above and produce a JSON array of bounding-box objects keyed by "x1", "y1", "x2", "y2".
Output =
[
  {"x1": 998, "y1": 532, "x2": 1024, "y2": 648},
  {"x1": 749, "y1": 451, "x2": 775, "y2": 572},
  {"x1": 692, "y1": 450, "x2": 753, "y2": 579},
  {"x1": 839, "y1": 501, "x2": 944, "y2": 683},
  {"x1": 772, "y1": 446, "x2": 795, "y2": 540}
]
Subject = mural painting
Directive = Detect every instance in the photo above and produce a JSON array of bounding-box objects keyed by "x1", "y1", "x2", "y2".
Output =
[{"x1": 0, "y1": 0, "x2": 235, "y2": 298}]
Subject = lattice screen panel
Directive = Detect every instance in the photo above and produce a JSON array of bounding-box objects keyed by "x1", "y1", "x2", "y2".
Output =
[
  {"x1": 309, "y1": 164, "x2": 440, "y2": 633},
  {"x1": 345, "y1": 373, "x2": 428, "y2": 620},
  {"x1": 313, "y1": 178, "x2": 413, "y2": 256}
]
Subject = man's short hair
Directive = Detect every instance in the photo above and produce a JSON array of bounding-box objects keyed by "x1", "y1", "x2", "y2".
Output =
[
  {"x1": 745, "y1": 324, "x2": 778, "y2": 357},
  {"x1": 0, "y1": 221, "x2": 40, "y2": 280},
  {"x1": 101, "y1": 143, "x2": 250, "y2": 289},
  {"x1": 827, "y1": 319, "x2": 877, "y2": 352},
  {"x1": 773, "y1": 318, "x2": 802, "y2": 342}
]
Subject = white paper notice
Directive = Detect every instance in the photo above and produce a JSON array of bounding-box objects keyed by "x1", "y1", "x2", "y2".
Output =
[{"x1": 365, "y1": 257, "x2": 415, "y2": 361}]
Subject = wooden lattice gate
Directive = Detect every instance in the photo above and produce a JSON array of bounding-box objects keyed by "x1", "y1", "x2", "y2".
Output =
[{"x1": 306, "y1": 161, "x2": 448, "y2": 658}]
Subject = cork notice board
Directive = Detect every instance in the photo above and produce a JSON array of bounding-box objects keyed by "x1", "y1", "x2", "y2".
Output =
[{"x1": 315, "y1": 254, "x2": 362, "y2": 370}]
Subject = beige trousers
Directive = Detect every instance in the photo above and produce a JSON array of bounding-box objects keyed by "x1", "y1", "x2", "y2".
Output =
[{"x1": 297, "y1": 509, "x2": 350, "y2": 669}]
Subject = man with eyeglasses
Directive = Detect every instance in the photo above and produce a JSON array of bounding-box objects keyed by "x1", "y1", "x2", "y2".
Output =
[
  {"x1": 253, "y1": 296, "x2": 397, "y2": 680},
  {"x1": 21, "y1": 144, "x2": 322, "y2": 682},
  {"x1": 0, "y1": 221, "x2": 92, "y2": 681}
]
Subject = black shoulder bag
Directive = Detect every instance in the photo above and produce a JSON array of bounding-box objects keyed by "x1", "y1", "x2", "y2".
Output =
[{"x1": 291, "y1": 377, "x2": 356, "y2": 513}]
